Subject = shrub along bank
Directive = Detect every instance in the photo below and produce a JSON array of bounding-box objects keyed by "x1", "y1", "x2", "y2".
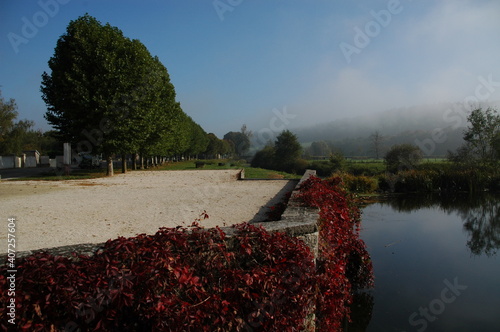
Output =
[
  {"x1": 378, "y1": 166, "x2": 500, "y2": 193},
  {"x1": 0, "y1": 177, "x2": 373, "y2": 331}
]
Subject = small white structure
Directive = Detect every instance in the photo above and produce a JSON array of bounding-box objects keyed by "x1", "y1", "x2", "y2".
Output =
[
  {"x1": 40, "y1": 156, "x2": 50, "y2": 167},
  {"x1": 0, "y1": 155, "x2": 15, "y2": 169},
  {"x1": 23, "y1": 150, "x2": 40, "y2": 168}
]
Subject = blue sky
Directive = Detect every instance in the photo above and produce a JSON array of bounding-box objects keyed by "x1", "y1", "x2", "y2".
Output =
[{"x1": 1, "y1": 0, "x2": 500, "y2": 138}]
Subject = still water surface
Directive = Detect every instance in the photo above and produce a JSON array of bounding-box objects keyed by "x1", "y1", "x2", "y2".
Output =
[{"x1": 350, "y1": 193, "x2": 500, "y2": 332}]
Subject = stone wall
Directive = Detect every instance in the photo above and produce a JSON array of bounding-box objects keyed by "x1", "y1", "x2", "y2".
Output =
[{"x1": 254, "y1": 169, "x2": 319, "y2": 254}]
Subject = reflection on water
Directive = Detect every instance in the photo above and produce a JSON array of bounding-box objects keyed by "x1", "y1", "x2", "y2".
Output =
[
  {"x1": 379, "y1": 193, "x2": 500, "y2": 256},
  {"x1": 345, "y1": 193, "x2": 500, "y2": 332}
]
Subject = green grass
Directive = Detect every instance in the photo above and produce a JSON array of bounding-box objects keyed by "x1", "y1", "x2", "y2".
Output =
[
  {"x1": 242, "y1": 167, "x2": 302, "y2": 179},
  {"x1": 155, "y1": 160, "x2": 242, "y2": 171},
  {"x1": 156, "y1": 160, "x2": 301, "y2": 179},
  {"x1": 12, "y1": 168, "x2": 107, "y2": 181}
]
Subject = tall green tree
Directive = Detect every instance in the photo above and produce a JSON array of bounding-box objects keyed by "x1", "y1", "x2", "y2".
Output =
[
  {"x1": 186, "y1": 117, "x2": 209, "y2": 159},
  {"x1": 384, "y1": 144, "x2": 423, "y2": 173},
  {"x1": 462, "y1": 108, "x2": 500, "y2": 165},
  {"x1": 274, "y1": 129, "x2": 302, "y2": 172},
  {"x1": 251, "y1": 130, "x2": 304, "y2": 173},
  {"x1": 205, "y1": 133, "x2": 227, "y2": 159},
  {"x1": 223, "y1": 128, "x2": 250, "y2": 157},
  {"x1": 448, "y1": 108, "x2": 500, "y2": 168},
  {"x1": 251, "y1": 143, "x2": 275, "y2": 170},
  {"x1": 41, "y1": 14, "x2": 180, "y2": 176},
  {"x1": 309, "y1": 141, "x2": 331, "y2": 157}
]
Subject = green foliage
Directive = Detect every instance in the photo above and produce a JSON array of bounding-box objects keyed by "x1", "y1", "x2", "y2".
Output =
[
  {"x1": 449, "y1": 107, "x2": 500, "y2": 167},
  {"x1": 288, "y1": 158, "x2": 309, "y2": 175},
  {"x1": 204, "y1": 133, "x2": 228, "y2": 158},
  {"x1": 384, "y1": 144, "x2": 423, "y2": 173},
  {"x1": 41, "y1": 14, "x2": 206, "y2": 175},
  {"x1": 308, "y1": 141, "x2": 331, "y2": 157},
  {"x1": 334, "y1": 172, "x2": 378, "y2": 193},
  {"x1": 274, "y1": 130, "x2": 302, "y2": 172},
  {"x1": 250, "y1": 145, "x2": 275, "y2": 170},
  {"x1": 346, "y1": 162, "x2": 385, "y2": 176},
  {"x1": 251, "y1": 130, "x2": 304, "y2": 174},
  {"x1": 243, "y1": 167, "x2": 302, "y2": 179},
  {"x1": 329, "y1": 152, "x2": 346, "y2": 172},
  {"x1": 223, "y1": 131, "x2": 250, "y2": 157},
  {"x1": 309, "y1": 160, "x2": 335, "y2": 177},
  {"x1": 378, "y1": 166, "x2": 500, "y2": 193}
]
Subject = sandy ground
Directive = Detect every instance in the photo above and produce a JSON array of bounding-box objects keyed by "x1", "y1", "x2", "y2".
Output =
[{"x1": 0, "y1": 170, "x2": 295, "y2": 253}]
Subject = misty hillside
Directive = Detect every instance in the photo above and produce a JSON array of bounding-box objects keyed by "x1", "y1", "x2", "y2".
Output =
[{"x1": 291, "y1": 102, "x2": 496, "y2": 157}]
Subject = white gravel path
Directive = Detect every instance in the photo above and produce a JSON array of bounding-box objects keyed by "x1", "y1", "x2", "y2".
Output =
[{"x1": 0, "y1": 170, "x2": 294, "y2": 253}]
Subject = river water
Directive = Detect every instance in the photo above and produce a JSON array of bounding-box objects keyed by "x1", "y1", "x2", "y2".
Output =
[{"x1": 348, "y1": 193, "x2": 500, "y2": 332}]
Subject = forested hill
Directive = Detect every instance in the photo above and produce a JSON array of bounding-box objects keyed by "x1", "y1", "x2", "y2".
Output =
[{"x1": 292, "y1": 102, "x2": 499, "y2": 157}]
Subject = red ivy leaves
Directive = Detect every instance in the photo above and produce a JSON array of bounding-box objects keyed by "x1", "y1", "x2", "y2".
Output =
[{"x1": 297, "y1": 176, "x2": 374, "y2": 331}]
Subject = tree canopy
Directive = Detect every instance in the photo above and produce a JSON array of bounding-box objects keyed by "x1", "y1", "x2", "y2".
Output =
[
  {"x1": 384, "y1": 143, "x2": 423, "y2": 173},
  {"x1": 223, "y1": 125, "x2": 252, "y2": 157},
  {"x1": 41, "y1": 14, "x2": 206, "y2": 175},
  {"x1": 251, "y1": 129, "x2": 305, "y2": 174},
  {"x1": 448, "y1": 108, "x2": 500, "y2": 168}
]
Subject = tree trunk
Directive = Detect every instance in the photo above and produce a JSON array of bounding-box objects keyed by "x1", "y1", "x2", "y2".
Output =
[
  {"x1": 121, "y1": 154, "x2": 127, "y2": 173},
  {"x1": 132, "y1": 153, "x2": 138, "y2": 170},
  {"x1": 106, "y1": 155, "x2": 114, "y2": 176},
  {"x1": 140, "y1": 154, "x2": 144, "y2": 169}
]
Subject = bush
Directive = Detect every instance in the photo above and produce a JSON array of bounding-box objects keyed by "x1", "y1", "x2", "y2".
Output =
[
  {"x1": 345, "y1": 174, "x2": 378, "y2": 193},
  {"x1": 384, "y1": 144, "x2": 423, "y2": 173},
  {"x1": 378, "y1": 167, "x2": 500, "y2": 193},
  {"x1": 347, "y1": 163, "x2": 384, "y2": 176},
  {"x1": 287, "y1": 158, "x2": 309, "y2": 175},
  {"x1": 333, "y1": 172, "x2": 378, "y2": 193},
  {"x1": 309, "y1": 160, "x2": 335, "y2": 177},
  {"x1": 251, "y1": 146, "x2": 275, "y2": 170}
]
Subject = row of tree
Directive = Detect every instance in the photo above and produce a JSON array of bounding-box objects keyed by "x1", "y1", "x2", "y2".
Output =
[
  {"x1": 1, "y1": 88, "x2": 247, "y2": 167},
  {"x1": 41, "y1": 14, "x2": 216, "y2": 175}
]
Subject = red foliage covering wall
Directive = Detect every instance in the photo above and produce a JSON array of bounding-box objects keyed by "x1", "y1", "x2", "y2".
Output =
[{"x1": 296, "y1": 176, "x2": 374, "y2": 331}]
